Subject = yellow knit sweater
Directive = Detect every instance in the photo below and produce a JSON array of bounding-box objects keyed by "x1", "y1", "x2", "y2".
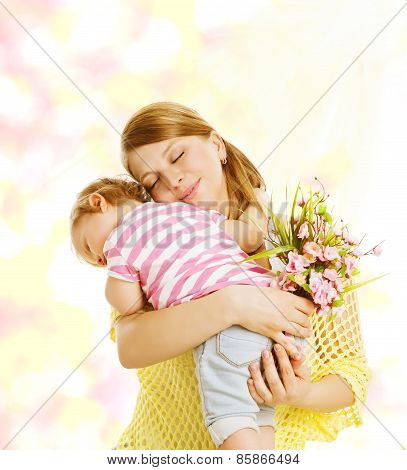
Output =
[
  {"x1": 110, "y1": 279, "x2": 371, "y2": 450},
  {"x1": 109, "y1": 201, "x2": 372, "y2": 450}
]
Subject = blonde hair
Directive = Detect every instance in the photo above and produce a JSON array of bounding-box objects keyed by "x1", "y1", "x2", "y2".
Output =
[
  {"x1": 121, "y1": 101, "x2": 266, "y2": 220},
  {"x1": 70, "y1": 175, "x2": 151, "y2": 267}
]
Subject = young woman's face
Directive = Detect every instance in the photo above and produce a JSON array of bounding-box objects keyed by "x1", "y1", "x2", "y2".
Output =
[{"x1": 126, "y1": 131, "x2": 229, "y2": 214}]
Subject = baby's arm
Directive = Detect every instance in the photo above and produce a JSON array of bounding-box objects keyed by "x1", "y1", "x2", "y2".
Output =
[
  {"x1": 219, "y1": 187, "x2": 269, "y2": 253},
  {"x1": 105, "y1": 276, "x2": 145, "y2": 317}
]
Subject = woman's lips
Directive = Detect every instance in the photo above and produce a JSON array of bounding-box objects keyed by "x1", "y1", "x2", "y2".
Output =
[{"x1": 182, "y1": 179, "x2": 200, "y2": 202}]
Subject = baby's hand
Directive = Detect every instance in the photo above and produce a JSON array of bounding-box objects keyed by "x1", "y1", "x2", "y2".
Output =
[{"x1": 283, "y1": 331, "x2": 303, "y2": 358}]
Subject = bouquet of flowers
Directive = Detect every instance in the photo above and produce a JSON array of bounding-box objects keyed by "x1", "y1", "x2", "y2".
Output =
[{"x1": 240, "y1": 177, "x2": 387, "y2": 321}]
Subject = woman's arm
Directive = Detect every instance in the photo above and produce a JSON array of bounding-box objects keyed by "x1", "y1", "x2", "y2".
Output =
[
  {"x1": 115, "y1": 287, "x2": 235, "y2": 369},
  {"x1": 114, "y1": 284, "x2": 314, "y2": 369},
  {"x1": 300, "y1": 374, "x2": 355, "y2": 412},
  {"x1": 248, "y1": 343, "x2": 355, "y2": 413}
]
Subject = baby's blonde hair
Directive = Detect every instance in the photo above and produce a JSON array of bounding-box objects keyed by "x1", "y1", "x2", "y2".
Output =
[{"x1": 70, "y1": 175, "x2": 151, "y2": 267}]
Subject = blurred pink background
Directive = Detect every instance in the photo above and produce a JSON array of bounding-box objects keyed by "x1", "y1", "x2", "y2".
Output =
[{"x1": 0, "y1": 0, "x2": 406, "y2": 449}]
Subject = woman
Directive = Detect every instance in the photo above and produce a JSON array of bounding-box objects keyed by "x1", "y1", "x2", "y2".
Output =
[{"x1": 110, "y1": 101, "x2": 371, "y2": 450}]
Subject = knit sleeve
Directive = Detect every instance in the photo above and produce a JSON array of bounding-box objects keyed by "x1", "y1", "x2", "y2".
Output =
[{"x1": 275, "y1": 285, "x2": 373, "y2": 449}]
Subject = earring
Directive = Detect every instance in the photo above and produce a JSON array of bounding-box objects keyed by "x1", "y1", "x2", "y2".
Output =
[{"x1": 222, "y1": 157, "x2": 227, "y2": 165}]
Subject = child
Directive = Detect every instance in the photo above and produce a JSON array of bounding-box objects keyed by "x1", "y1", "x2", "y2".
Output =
[{"x1": 70, "y1": 176, "x2": 306, "y2": 449}]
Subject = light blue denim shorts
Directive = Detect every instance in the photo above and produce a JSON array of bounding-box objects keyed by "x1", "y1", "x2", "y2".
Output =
[{"x1": 193, "y1": 325, "x2": 307, "y2": 447}]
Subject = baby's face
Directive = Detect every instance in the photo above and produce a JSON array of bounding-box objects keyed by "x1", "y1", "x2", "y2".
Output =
[{"x1": 73, "y1": 207, "x2": 119, "y2": 266}]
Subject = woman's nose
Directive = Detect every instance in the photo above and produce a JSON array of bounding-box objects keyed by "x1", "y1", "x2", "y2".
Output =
[{"x1": 167, "y1": 172, "x2": 184, "y2": 189}]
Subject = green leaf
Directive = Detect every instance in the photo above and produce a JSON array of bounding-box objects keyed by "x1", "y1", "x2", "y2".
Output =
[
  {"x1": 340, "y1": 264, "x2": 346, "y2": 277},
  {"x1": 237, "y1": 245, "x2": 295, "y2": 263},
  {"x1": 291, "y1": 183, "x2": 301, "y2": 227},
  {"x1": 343, "y1": 273, "x2": 390, "y2": 292},
  {"x1": 324, "y1": 228, "x2": 336, "y2": 246},
  {"x1": 272, "y1": 213, "x2": 290, "y2": 245},
  {"x1": 323, "y1": 212, "x2": 332, "y2": 224},
  {"x1": 332, "y1": 299, "x2": 344, "y2": 307},
  {"x1": 351, "y1": 267, "x2": 360, "y2": 276},
  {"x1": 308, "y1": 187, "x2": 314, "y2": 224},
  {"x1": 317, "y1": 203, "x2": 326, "y2": 215},
  {"x1": 301, "y1": 283, "x2": 311, "y2": 293}
]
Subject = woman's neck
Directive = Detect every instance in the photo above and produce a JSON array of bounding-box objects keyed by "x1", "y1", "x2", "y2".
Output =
[{"x1": 217, "y1": 180, "x2": 232, "y2": 219}]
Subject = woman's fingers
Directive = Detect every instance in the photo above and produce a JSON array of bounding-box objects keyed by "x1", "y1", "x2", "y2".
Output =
[
  {"x1": 295, "y1": 297, "x2": 315, "y2": 315},
  {"x1": 260, "y1": 350, "x2": 286, "y2": 400},
  {"x1": 285, "y1": 322, "x2": 313, "y2": 339},
  {"x1": 273, "y1": 344, "x2": 296, "y2": 391},
  {"x1": 275, "y1": 332, "x2": 303, "y2": 359},
  {"x1": 248, "y1": 362, "x2": 274, "y2": 404},
  {"x1": 289, "y1": 309, "x2": 313, "y2": 330},
  {"x1": 247, "y1": 378, "x2": 267, "y2": 404}
]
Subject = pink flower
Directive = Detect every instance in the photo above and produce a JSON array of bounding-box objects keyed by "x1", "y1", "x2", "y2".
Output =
[
  {"x1": 303, "y1": 241, "x2": 321, "y2": 258},
  {"x1": 373, "y1": 246, "x2": 382, "y2": 256},
  {"x1": 325, "y1": 281, "x2": 338, "y2": 303},
  {"x1": 298, "y1": 222, "x2": 309, "y2": 239},
  {"x1": 350, "y1": 246, "x2": 363, "y2": 257},
  {"x1": 333, "y1": 278, "x2": 344, "y2": 292},
  {"x1": 317, "y1": 305, "x2": 331, "y2": 316},
  {"x1": 267, "y1": 273, "x2": 281, "y2": 289},
  {"x1": 323, "y1": 246, "x2": 339, "y2": 261},
  {"x1": 294, "y1": 273, "x2": 307, "y2": 285},
  {"x1": 309, "y1": 271, "x2": 324, "y2": 294},
  {"x1": 286, "y1": 251, "x2": 310, "y2": 273},
  {"x1": 323, "y1": 268, "x2": 338, "y2": 281},
  {"x1": 282, "y1": 280, "x2": 297, "y2": 292},
  {"x1": 314, "y1": 286, "x2": 328, "y2": 306},
  {"x1": 344, "y1": 255, "x2": 358, "y2": 276},
  {"x1": 313, "y1": 280, "x2": 337, "y2": 307},
  {"x1": 303, "y1": 252, "x2": 316, "y2": 264},
  {"x1": 277, "y1": 272, "x2": 297, "y2": 291},
  {"x1": 344, "y1": 232, "x2": 359, "y2": 245},
  {"x1": 334, "y1": 260, "x2": 342, "y2": 269},
  {"x1": 318, "y1": 245, "x2": 339, "y2": 262}
]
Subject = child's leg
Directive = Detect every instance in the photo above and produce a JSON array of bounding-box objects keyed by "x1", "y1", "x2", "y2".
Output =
[
  {"x1": 192, "y1": 326, "x2": 274, "y2": 450},
  {"x1": 219, "y1": 427, "x2": 262, "y2": 450},
  {"x1": 258, "y1": 425, "x2": 275, "y2": 450}
]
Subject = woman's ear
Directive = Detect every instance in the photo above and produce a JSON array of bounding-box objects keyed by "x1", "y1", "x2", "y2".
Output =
[
  {"x1": 88, "y1": 192, "x2": 108, "y2": 212},
  {"x1": 210, "y1": 130, "x2": 227, "y2": 162}
]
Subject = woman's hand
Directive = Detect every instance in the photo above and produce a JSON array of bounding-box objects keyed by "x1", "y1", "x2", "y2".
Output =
[
  {"x1": 229, "y1": 284, "x2": 315, "y2": 359},
  {"x1": 247, "y1": 343, "x2": 313, "y2": 408}
]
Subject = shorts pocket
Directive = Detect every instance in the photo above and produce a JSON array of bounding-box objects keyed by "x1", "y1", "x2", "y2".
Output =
[{"x1": 216, "y1": 325, "x2": 271, "y2": 368}]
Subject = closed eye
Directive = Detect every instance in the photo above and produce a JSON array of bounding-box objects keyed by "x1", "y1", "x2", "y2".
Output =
[
  {"x1": 173, "y1": 152, "x2": 184, "y2": 163},
  {"x1": 150, "y1": 152, "x2": 184, "y2": 190}
]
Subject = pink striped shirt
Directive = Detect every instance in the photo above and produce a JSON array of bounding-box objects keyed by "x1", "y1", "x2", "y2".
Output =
[{"x1": 103, "y1": 202, "x2": 274, "y2": 310}]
